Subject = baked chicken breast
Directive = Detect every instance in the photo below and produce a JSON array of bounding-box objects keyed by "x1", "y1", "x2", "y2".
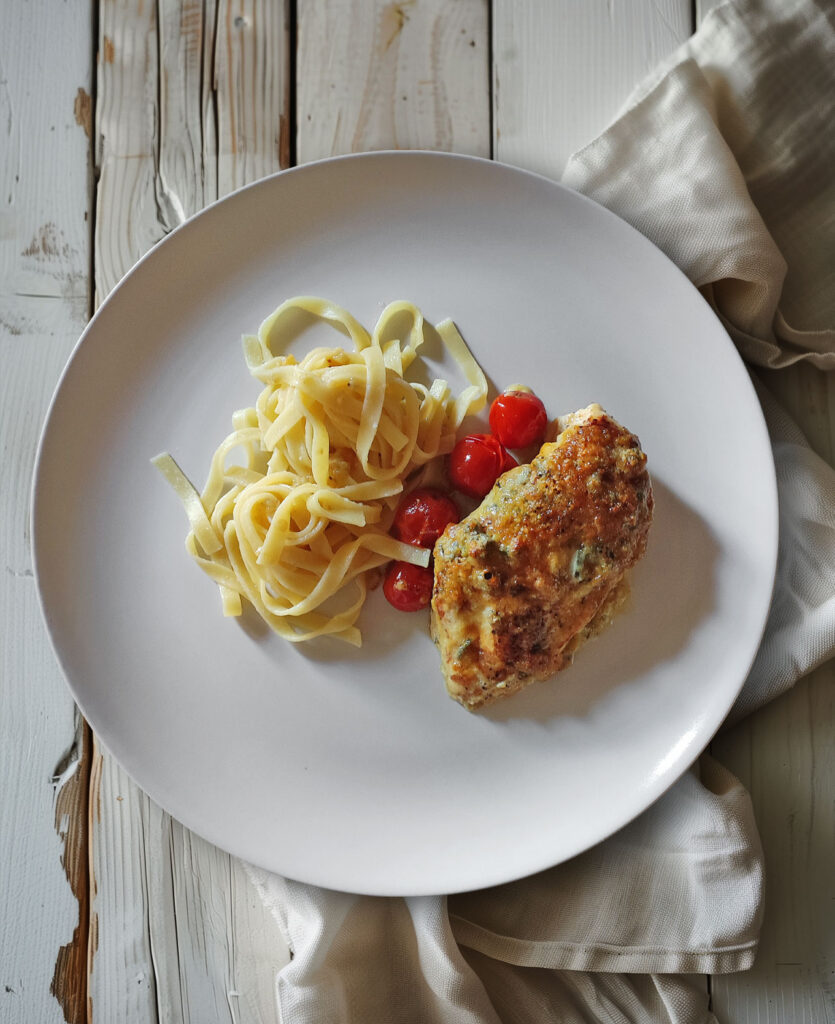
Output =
[{"x1": 431, "y1": 404, "x2": 653, "y2": 709}]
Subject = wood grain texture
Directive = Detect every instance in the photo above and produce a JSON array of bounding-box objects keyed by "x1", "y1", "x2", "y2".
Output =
[
  {"x1": 296, "y1": 0, "x2": 490, "y2": 163},
  {"x1": 50, "y1": 715, "x2": 93, "y2": 1024},
  {"x1": 711, "y1": 670, "x2": 835, "y2": 1024},
  {"x1": 87, "y1": 752, "x2": 161, "y2": 1022},
  {"x1": 156, "y1": 0, "x2": 215, "y2": 219},
  {"x1": 0, "y1": 1, "x2": 93, "y2": 1021},
  {"x1": 89, "y1": 0, "x2": 291, "y2": 1019},
  {"x1": 215, "y1": 0, "x2": 292, "y2": 195},
  {"x1": 492, "y1": 0, "x2": 691, "y2": 177},
  {"x1": 95, "y1": 0, "x2": 168, "y2": 300},
  {"x1": 89, "y1": 757, "x2": 287, "y2": 1023}
]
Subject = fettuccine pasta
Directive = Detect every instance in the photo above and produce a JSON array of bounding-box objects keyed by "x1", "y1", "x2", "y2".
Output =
[{"x1": 153, "y1": 297, "x2": 487, "y2": 646}]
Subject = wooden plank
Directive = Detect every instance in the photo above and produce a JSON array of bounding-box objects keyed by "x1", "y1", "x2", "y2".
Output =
[
  {"x1": 0, "y1": 0, "x2": 94, "y2": 1021},
  {"x1": 90, "y1": 769, "x2": 289, "y2": 1023},
  {"x1": 492, "y1": 0, "x2": 692, "y2": 177},
  {"x1": 711, "y1": 670, "x2": 835, "y2": 1024},
  {"x1": 95, "y1": 0, "x2": 167, "y2": 301},
  {"x1": 214, "y1": 0, "x2": 292, "y2": 195},
  {"x1": 87, "y1": 754, "x2": 161, "y2": 1023},
  {"x1": 89, "y1": 1, "x2": 291, "y2": 1020},
  {"x1": 90, "y1": 3, "x2": 170, "y2": 1016},
  {"x1": 296, "y1": 0, "x2": 490, "y2": 163},
  {"x1": 156, "y1": 0, "x2": 214, "y2": 220}
]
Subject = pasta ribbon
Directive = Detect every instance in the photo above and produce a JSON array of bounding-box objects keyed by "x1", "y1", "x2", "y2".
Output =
[{"x1": 154, "y1": 298, "x2": 487, "y2": 645}]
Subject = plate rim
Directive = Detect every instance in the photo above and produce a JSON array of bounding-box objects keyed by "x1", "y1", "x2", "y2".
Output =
[{"x1": 30, "y1": 150, "x2": 780, "y2": 895}]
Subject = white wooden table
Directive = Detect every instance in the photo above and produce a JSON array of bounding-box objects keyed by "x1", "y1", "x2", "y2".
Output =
[{"x1": 2, "y1": 2, "x2": 832, "y2": 1021}]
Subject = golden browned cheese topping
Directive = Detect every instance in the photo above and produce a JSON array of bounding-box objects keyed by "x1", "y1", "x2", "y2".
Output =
[{"x1": 431, "y1": 406, "x2": 653, "y2": 709}]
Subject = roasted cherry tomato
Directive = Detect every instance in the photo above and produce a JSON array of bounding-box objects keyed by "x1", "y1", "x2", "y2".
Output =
[
  {"x1": 392, "y1": 487, "x2": 460, "y2": 548},
  {"x1": 449, "y1": 433, "x2": 512, "y2": 498},
  {"x1": 489, "y1": 388, "x2": 548, "y2": 448},
  {"x1": 383, "y1": 561, "x2": 434, "y2": 612}
]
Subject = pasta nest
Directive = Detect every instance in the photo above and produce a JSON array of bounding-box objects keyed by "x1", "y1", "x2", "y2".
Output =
[{"x1": 154, "y1": 297, "x2": 487, "y2": 645}]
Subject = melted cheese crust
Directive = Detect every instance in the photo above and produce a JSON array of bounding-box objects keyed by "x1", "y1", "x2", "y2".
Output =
[{"x1": 431, "y1": 405, "x2": 653, "y2": 709}]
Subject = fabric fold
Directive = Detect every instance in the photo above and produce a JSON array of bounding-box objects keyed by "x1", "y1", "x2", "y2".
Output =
[
  {"x1": 563, "y1": 0, "x2": 835, "y2": 368},
  {"x1": 448, "y1": 757, "x2": 762, "y2": 977}
]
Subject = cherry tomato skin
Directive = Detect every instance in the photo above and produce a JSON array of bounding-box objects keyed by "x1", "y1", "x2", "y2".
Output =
[
  {"x1": 392, "y1": 488, "x2": 460, "y2": 548},
  {"x1": 383, "y1": 561, "x2": 434, "y2": 612},
  {"x1": 448, "y1": 433, "x2": 510, "y2": 498},
  {"x1": 489, "y1": 389, "x2": 548, "y2": 448}
]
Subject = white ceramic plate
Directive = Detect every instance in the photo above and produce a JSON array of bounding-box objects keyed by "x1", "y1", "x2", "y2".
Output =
[{"x1": 33, "y1": 153, "x2": 777, "y2": 896}]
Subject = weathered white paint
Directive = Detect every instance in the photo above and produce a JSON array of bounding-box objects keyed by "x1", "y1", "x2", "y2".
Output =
[
  {"x1": 0, "y1": 2, "x2": 93, "y2": 1023},
  {"x1": 90, "y1": 764, "x2": 287, "y2": 1024},
  {"x1": 296, "y1": 0, "x2": 491, "y2": 163},
  {"x1": 95, "y1": 0, "x2": 168, "y2": 301},
  {"x1": 712, "y1": 671, "x2": 835, "y2": 1023},
  {"x1": 215, "y1": 0, "x2": 292, "y2": 195},
  {"x1": 492, "y1": 0, "x2": 691, "y2": 177},
  {"x1": 87, "y1": 753, "x2": 160, "y2": 1022}
]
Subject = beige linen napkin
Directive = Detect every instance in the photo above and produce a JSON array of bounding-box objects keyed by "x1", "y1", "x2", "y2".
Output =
[{"x1": 249, "y1": 1, "x2": 835, "y2": 1020}]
